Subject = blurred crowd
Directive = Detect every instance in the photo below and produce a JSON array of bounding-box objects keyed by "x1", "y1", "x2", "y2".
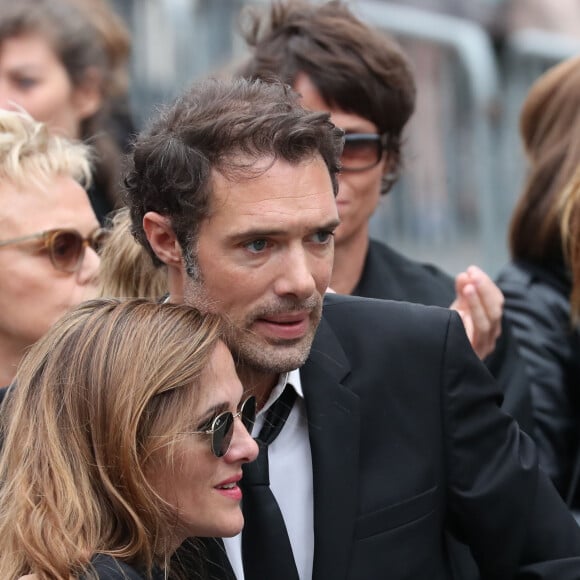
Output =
[{"x1": 1, "y1": 0, "x2": 580, "y2": 578}]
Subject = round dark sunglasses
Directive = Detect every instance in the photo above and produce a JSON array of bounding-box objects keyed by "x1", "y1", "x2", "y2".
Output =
[
  {"x1": 0, "y1": 227, "x2": 109, "y2": 273},
  {"x1": 188, "y1": 396, "x2": 257, "y2": 458}
]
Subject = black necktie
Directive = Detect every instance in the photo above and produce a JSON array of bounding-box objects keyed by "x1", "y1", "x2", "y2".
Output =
[{"x1": 241, "y1": 384, "x2": 300, "y2": 580}]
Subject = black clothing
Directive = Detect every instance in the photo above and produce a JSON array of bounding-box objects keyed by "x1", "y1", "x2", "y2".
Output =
[
  {"x1": 82, "y1": 554, "x2": 164, "y2": 579},
  {"x1": 181, "y1": 294, "x2": 580, "y2": 580},
  {"x1": 353, "y1": 238, "x2": 534, "y2": 433},
  {"x1": 497, "y1": 259, "x2": 580, "y2": 505},
  {"x1": 0, "y1": 384, "x2": 8, "y2": 406}
]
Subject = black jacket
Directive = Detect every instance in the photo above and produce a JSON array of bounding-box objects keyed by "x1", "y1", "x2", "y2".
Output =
[
  {"x1": 498, "y1": 259, "x2": 580, "y2": 505},
  {"x1": 82, "y1": 554, "x2": 164, "y2": 579},
  {"x1": 353, "y1": 239, "x2": 534, "y2": 433},
  {"x1": 191, "y1": 294, "x2": 580, "y2": 579}
]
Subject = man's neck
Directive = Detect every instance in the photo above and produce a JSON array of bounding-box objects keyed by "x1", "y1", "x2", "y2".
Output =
[
  {"x1": 236, "y1": 365, "x2": 281, "y2": 410},
  {"x1": 330, "y1": 228, "x2": 370, "y2": 295}
]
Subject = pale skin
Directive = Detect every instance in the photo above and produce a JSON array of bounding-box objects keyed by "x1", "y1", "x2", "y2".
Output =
[
  {"x1": 143, "y1": 148, "x2": 501, "y2": 410},
  {"x1": 294, "y1": 73, "x2": 503, "y2": 359},
  {"x1": 17, "y1": 344, "x2": 259, "y2": 580},
  {"x1": 148, "y1": 341, "x2": 259, "y2": 553}
]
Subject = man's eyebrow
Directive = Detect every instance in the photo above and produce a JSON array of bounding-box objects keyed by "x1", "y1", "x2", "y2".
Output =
[
  {"x1": 228, "y1": 219, "x2": 341, "y2": 241},
  {"x1": 323, "y1": 218, "x2": 341, "y2": 230}
]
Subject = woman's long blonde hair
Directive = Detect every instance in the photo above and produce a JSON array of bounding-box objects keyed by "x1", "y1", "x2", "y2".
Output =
[{"x1": 0, "y1": 299, "x2": 224, "y2": 579}]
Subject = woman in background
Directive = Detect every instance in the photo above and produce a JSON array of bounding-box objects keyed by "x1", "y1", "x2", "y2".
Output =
[
  {"x1": 0, "y1": 299, "x2": 258, "y2": 579},
  {"x1": 0, "y1": 0, "x2": 133, "y2": 222},
  {"x1": 0, "y1": 109, "x2": 100, "y2": 387},
  {"x1": 497, "y1": 55, "x2": 580, "y2": 506}
]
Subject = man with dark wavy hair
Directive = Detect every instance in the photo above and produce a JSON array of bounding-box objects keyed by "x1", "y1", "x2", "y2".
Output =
[{"x1": 125, "y1": 76, "x2": 580, "y2": 580}]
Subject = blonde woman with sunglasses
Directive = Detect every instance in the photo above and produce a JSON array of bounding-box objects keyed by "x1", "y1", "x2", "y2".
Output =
[
  {"x1": 0, "y1": 299, "x2": 258, "y2": 579},
  {"x1": 0, "y1": 109, "x2": 101, "y2": 386}
]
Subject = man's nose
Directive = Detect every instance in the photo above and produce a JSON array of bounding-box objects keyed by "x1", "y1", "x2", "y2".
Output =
[{"x1": 273, "y1": 246, "x2": 316, "y2": 300}]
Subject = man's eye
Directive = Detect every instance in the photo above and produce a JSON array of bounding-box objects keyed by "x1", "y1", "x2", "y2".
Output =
[
  {"x1": 245, "y1": 239, "x2": 268, "y2": 253},
  {"x1": 312, "y1": 231, "x2": 334, "y2": 244}
]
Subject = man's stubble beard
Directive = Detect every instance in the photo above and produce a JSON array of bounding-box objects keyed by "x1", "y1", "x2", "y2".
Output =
[{"x1": 183, "y1": 252, "x2": 321, "y2": 375}]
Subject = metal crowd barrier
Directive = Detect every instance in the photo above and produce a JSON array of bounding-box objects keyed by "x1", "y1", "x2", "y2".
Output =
[
  {"x1": 352, "y1": 0, "x2": 503, "y2": 274},
  {"x1": 497, "y1": 28, "x2": 580, "y2": 232},
  {"x1": 110, "y1": 0, "x2": 580, "y2": 277},
  {"x1": 111, "y1": 0, "x2": 246, "y2": 127}
]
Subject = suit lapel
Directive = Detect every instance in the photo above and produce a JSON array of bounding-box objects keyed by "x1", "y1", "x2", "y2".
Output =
[{"x1": 302, "y1": 317, "x2": 360, "y2": 580}]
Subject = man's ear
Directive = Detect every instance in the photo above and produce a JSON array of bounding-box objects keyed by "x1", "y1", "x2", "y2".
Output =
[{"x1": 143, "y1": 212, "x2": 183, "y2": 266}]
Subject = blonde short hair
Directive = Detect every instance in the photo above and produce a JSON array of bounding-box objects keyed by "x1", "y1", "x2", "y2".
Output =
[{"x1": 0, "y1": 109, "x2": 91, "y2": 190}]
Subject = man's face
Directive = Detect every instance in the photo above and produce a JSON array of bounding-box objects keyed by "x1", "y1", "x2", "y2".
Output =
[{"x1": 182, "y1": 156, "x2": 339, "y2": 377}]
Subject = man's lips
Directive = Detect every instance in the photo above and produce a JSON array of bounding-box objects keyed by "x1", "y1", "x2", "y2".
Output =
[{"x1": 254, "y1": 311, "x2": 311, "y2": 340}]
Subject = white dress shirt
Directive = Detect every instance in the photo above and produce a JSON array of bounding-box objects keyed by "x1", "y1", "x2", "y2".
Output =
[{"x1": 223, "y1": 368, "x2": 314, "y2": 579}]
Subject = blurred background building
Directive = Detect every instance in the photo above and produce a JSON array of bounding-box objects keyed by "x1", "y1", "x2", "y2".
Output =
[{"x1": 110, "y1": 0, "x2": 580, "y2": 276}]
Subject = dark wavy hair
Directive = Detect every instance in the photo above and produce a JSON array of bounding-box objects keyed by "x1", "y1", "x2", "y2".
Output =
[{"x1": 124, "y1": 77, "x2": 344, "y2": 266}]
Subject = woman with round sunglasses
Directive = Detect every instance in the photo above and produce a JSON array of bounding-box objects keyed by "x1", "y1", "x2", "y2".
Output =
[
  {"x1": 0, "y1": 109, "x2": 101, "y2": 387},
  {"x1": 0, "y1": 298, "x2": 258, "y2": 579}
]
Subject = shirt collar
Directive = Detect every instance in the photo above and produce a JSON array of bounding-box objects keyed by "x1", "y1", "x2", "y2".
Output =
[{"x1": 258, "y1": 368, "x2": 303, "y2": 417}]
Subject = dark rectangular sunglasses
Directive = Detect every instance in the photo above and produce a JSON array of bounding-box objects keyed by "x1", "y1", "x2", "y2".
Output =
[{"x1": 341, "y1": 132, "x2": 388, "y2": 172}]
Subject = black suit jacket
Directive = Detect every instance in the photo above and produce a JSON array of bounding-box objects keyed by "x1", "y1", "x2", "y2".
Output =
[
  {"x1": 188, "y1": 293, "x2": 580, "y2": 580},
  {"x1": 81, "y1": 554, "x2": 164, "y2": 579},
  {"x1": 353, "y1": 239, "x2": 534, "y2": 434}
]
